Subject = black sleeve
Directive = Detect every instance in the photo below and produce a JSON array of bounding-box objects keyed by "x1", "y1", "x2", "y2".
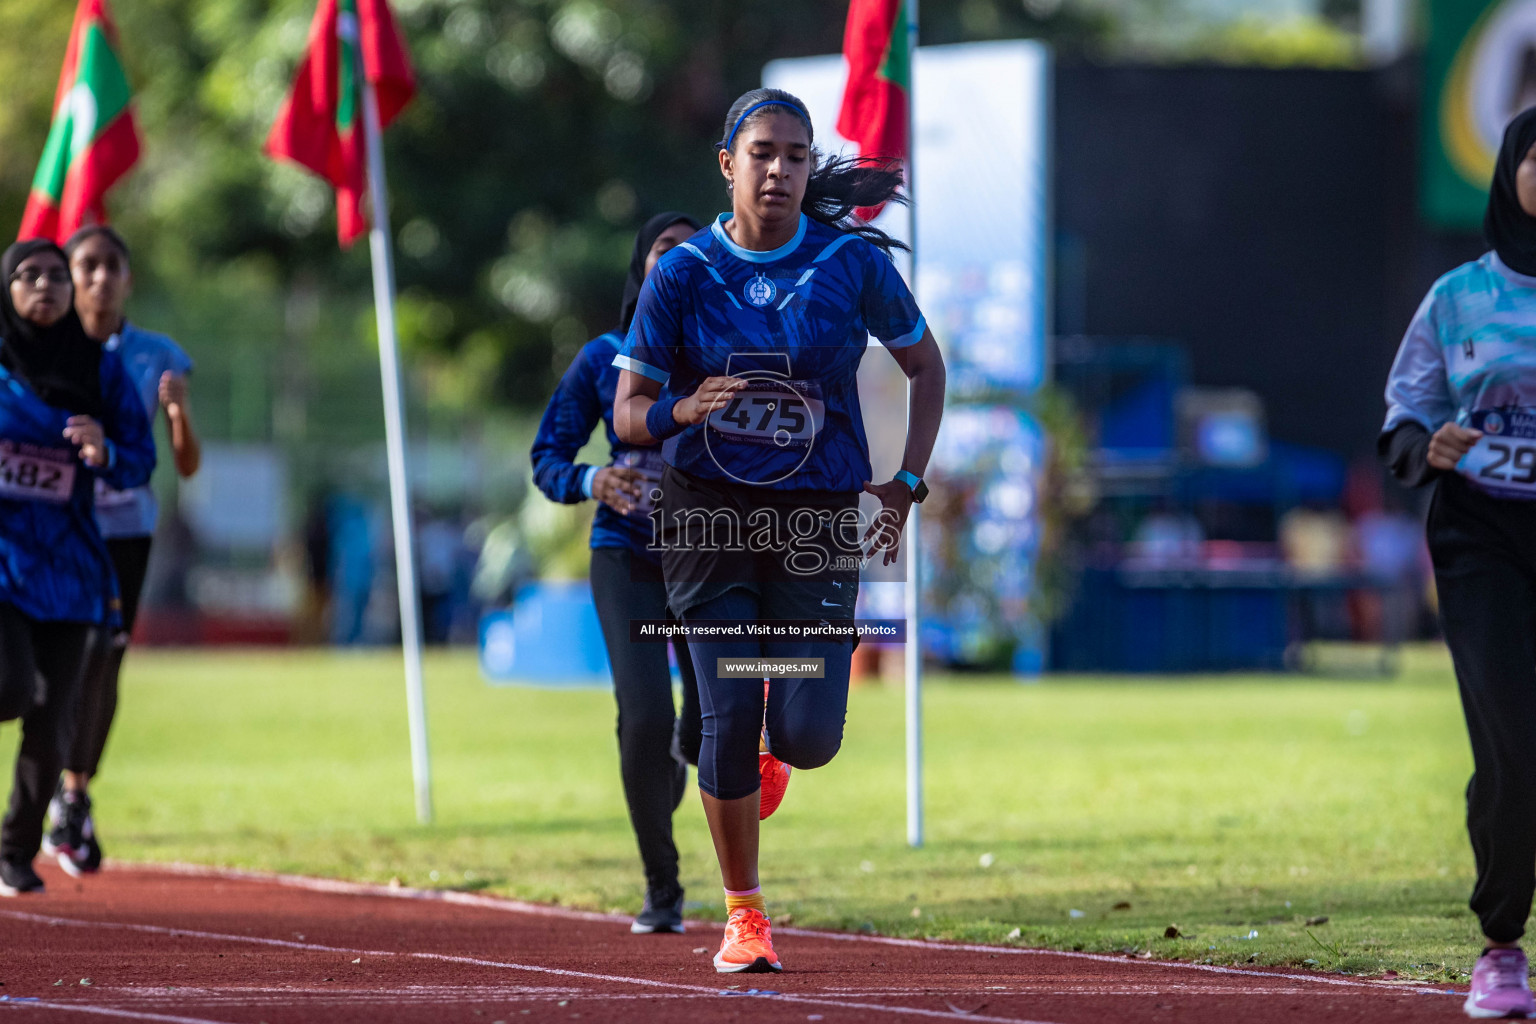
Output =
[{"x1": 1377, "y1": 421, "x2": 1440, "y2": 489}]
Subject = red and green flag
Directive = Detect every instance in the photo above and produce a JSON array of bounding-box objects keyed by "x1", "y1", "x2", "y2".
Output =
[
  {"x1": 265, "y1": 0, "x2": 415, "y2": 247},
  {"x1": 18, "y1": 0, "x2": 141, "y2": 244},
  {"x1": 836, "y1": 0, "x2": 910, "y2": 220}
]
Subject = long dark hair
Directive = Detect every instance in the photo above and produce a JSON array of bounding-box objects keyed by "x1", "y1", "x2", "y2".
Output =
[{"x1": 718, "y1": 88, "x2": 908, "y2": 255}]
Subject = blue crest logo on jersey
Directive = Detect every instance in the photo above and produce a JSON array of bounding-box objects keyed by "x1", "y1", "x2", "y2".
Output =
[
  {"x1": 744, "y1": 274, "x2": 777, "y2": 308},
  {"x1": 1485, "y1": 411, "x2": 1505, "y2": 435}
]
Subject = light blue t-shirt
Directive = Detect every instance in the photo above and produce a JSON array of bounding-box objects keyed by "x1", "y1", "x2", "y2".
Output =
[
  {"x1": 95, "y1": 322, "x2": 193, "y2": 538},
  {"x1": 1383, "y1": 252, "x2": 1536, "y2": 498}
]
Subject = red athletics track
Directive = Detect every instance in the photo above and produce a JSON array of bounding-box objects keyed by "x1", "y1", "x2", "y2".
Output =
[{"x1": 0, "y1": 863, "x2": 1463, "y2": 1023}]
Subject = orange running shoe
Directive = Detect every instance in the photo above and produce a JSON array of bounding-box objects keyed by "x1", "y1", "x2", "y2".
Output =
[
  {"x1": 759, "y1": 684, "x2": 791, "y2": 820},
  {"x1": 713, "y1": 907, "x2": 782, "y2": 973},
  {"x1": 759, "y1": 749, "x2": 791, "y2": 820}
]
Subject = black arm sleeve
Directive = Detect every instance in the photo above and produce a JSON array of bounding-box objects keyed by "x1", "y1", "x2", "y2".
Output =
[{"x1": 1377, "y1": 421, "x2": 1440, "y2": 488}]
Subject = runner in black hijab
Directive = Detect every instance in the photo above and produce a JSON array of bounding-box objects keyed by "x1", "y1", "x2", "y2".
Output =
[
  {"x1": 530, "y1": 211, "x2": 703, "y2": 935},
  {"x1": 1484, "y1": 106, "x2": 1536, "y2": 277},
  {"x1": 0, "y1": 237, "x2": 157, "y2": 898},
  {"x1": 620, "y1": 212, "x2": 701, "y2": 332},
  {"x1": 0, "y1": 239, "x2": 103, "y2": 418},
  {"x1": 1377, "y1": 103, "x2": 1536, "y2": 1017}
]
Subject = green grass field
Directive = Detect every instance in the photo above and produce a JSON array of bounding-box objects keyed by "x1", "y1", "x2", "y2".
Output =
[{"x1": 1, "y1": 645, "x2": 1484, "y2": 982}]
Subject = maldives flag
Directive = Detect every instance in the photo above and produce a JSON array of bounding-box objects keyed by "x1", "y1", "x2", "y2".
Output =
[
  {"x1": 266, "y1": 0, "x2": 415, "y2": 247},
  {"x1": 836, "y1": 0, "x2": 910, "y2": 220},
  {"x1": 18, "y1": 0, "x2": 141, "y2": 244}
]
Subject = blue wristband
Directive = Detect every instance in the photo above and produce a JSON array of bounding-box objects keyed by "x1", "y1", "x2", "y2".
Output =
[
  {"x1": 645, "y1": 396, "x2": 686, "y2": 442},
  {"x1": 894, "y1": 469, "x2": 921, "y2": 490},
  {"x1": 579, "y1": 465, "x2": 598, "y2": 500}
]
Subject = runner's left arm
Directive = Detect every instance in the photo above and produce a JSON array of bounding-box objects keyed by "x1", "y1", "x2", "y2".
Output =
[
  {"x1": 160, "y1": 344, "x2": 201, "y2": 477},
  {"x1": 860, "y1": 245, "x2": 946, "y2": 563},
  {"x1": 93, "y1": 351, "x2": 157, "y2": 492}
]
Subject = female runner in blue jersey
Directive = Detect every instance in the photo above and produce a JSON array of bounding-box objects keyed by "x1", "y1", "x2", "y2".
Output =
[
  {"x1": 38, "y1": 226, "x2": 202, "y2": 877},
  {"x1": 1380, "y1": 108, "x2": 1536, "y2": 1019},
  {"x1": 0, "y1": 238, "x2": 154, "y2": 897},
  {"x1": 532, "y1": 213, "x2": 704, "y2": 935},
  {"x1": 614, "y1": 88, "x2": 946, "y2": 973}
]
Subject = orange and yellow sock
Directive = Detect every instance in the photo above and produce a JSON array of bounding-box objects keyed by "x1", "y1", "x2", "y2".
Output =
[{"x1": 724, "y1": 885, "x2": 767, "y2": 916}]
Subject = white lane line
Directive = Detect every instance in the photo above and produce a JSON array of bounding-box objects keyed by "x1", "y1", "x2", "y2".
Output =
[
  {"x1": 0, "y1": 909, "x2": 1058, "y2": 1024},
  {"x1": 0, "y1": 1002, "x2": 236, "y2": 1024},
  {"x1": 119, "y1": 861, "x2": 1457, "y2": 996}
]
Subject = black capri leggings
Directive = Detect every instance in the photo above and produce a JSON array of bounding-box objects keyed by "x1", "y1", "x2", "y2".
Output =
[
  {"x1": 0, "y1": 603, "x2": 92, "y2": 862},
  {"x1": 1428, "y1": 473, "x2": 1536, "y2": 943},
  {"x1": 589, "y1": 546, "x2": 702, "y2": 899},
  {"x1": 67, "y1": 535, "x2": 152, "y2": 779}
]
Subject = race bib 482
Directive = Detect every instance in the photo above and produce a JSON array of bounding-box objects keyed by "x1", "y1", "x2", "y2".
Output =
[{"x1": 0, "y1": 442, "x2": 76, "y2": 504}]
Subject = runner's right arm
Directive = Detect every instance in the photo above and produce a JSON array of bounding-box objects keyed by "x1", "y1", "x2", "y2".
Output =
[
  {"x1": 531, "y1": 339, "x2": 646, "y2": 512},
  {"x1": 1379, "y1": 290, "x2": 1459, "y2": 487},
  {"x1": 531, "y1": 343, "x2": 607, "y2": 504},
  {"x1": 613, "y1": 269, "x2": 740, "y2": 444}
]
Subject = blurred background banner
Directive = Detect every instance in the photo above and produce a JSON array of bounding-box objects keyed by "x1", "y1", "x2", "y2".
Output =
[
  {"x1": 1421, "y1": 0, "x2": 1536, "y2": 227},
  {"x1": 766, "y1": 41, "x2": 1052, "y2": 673}
]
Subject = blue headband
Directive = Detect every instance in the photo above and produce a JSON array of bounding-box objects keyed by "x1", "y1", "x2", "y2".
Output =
[{"x1": 722, "y1": 100, "x2": 812, "y2": 151}]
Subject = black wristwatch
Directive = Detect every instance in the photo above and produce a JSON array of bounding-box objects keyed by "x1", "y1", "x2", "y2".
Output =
[{"x1": 894, "y1": 470, "x2": 928, "y2": 503}]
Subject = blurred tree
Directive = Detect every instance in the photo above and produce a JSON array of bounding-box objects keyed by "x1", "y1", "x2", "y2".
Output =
[{"x1": 0, "y1": 0, "x2": 1351, "y2": 450}]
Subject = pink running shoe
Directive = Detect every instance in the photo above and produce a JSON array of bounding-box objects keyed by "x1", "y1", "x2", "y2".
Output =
[{"x1": 1466, "y1": 948, "x2": 1536, "y2": 1018}]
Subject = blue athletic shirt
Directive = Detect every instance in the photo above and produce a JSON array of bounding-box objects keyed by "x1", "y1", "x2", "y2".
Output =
[
  {"x1": 1383, "y1": 252, "x2": 1536, "y2": 499},
  {"x1": 616, "y1": 213, "x2": 926, "y2": 492},
  {"x1": 96, "y1": 322, "x2": 194, "y2": 539},
  {"x1": 531, "y1": 332, "x2": 666, "y2": 560},
  {"x1": 0, "y1": 347, "x2": 155, "y2": 624}
]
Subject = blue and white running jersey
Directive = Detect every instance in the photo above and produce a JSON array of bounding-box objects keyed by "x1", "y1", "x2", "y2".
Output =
[
  {"x1": 1384, "y1": 252, "x2": 1536, "y2": 498},
  {"x1": 0, "y1": 349, "x2": 154, "y2": 624},
  {"x1": 617, "y1": 213, "x2": 926, "y2": 492},
  {"x1": 95, "y1": 322, "x2": 194, "y2": 539}
]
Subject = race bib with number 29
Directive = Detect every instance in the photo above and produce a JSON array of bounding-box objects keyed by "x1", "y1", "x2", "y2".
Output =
[{"x1": 1458, "y1": 408, "x2": 1536, "y2": 500}]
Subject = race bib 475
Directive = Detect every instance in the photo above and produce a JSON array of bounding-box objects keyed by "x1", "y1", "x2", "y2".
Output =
[{"x1": 706, "y1": 378, "x2": 825, "y2": 449}]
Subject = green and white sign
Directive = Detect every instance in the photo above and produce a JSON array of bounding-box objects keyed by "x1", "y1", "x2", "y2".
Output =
[{"x1": 1422, "y1": 0, "x2": 1536, "y2": 228}]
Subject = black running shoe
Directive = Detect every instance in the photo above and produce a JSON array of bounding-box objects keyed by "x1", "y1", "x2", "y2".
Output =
[
  {"x1": 74, "y1": 829, "x2": 103, "y2": 873},
  {"x1": 50, "y1": 790, "x2": 91, "y2": 878},
  {"x1": 631, "y1": 887, "x2": 685, "y2": 934},
  {"x1": 0, "y1": 857, "x2": 45, "y2": 896},
  {"x1": 40, "y1": 780, "x2": 66, "y2": 858}
]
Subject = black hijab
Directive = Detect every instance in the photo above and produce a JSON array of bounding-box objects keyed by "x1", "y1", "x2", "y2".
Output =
[
  {"x1": 619, "y1": 212, "x2": 701, "y2": 332},
  {"x1": 0, "y1": 239, "x2": 104, "y2": 417},
  {"x1": 1485, "y1": 106, "x2": 1536, "y2": 277}
]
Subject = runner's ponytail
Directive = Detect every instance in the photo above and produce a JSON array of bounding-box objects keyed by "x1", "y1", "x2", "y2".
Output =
[{"x1": 801, "y1": 155, "x2": 909, "y2": 255}]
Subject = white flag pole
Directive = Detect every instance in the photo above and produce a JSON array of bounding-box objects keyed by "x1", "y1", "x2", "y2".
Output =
[
  {"x1": 903, "y1": 0, "x2": 923, "y2": 850},
  {"x1": 358, "y1": 48, "x2": 433, "y2": 825}
]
